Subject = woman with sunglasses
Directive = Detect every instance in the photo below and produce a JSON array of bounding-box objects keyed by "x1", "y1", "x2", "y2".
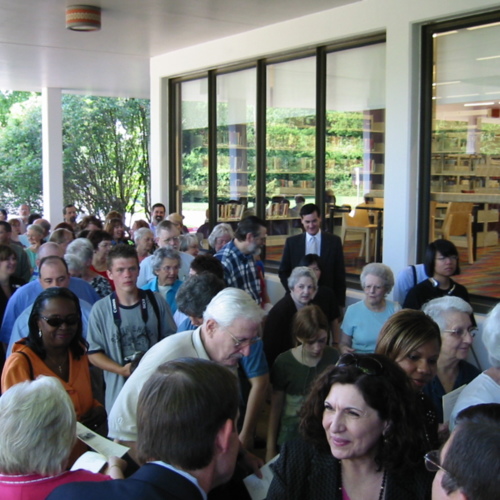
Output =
[
  {"x1": 267, "y1": 353, "x2": 433, "y2": 500},
  {"x1": 376, "y1": 309, "x2": 442, "y2": 449},
  {"x1": 1, "y1": 288, "x2": 106, "y2": 457}
]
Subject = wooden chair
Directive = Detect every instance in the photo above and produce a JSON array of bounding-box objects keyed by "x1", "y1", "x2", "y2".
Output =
[
  {"x1": 340, "y1": 209, "x2": 377, "y2": 262},
  {"x1": 441, "y1": 202, "x2": 474, "y2": 264}
]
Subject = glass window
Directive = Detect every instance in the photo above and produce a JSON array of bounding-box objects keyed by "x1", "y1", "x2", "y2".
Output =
[
  {"x1": 266, "y1": 56, "x2": 316, "y2": 261},
  {"x1": 429, "y1": 20, "x2": 500, "y2": 300},
  {"x1": 326, "y1": 43, "x2": 386, "y2": 272},
  {"x1": 176, "y1": 78, "x2": 209, "y2": 234},
  {"x1": 216, "y1": 68, "x2": 256, "y2": 228}
]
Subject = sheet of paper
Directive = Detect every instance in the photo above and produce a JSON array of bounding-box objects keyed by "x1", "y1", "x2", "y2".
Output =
[
  {"x1": 76, "y1": 422, "x2": 129, "y2": 458},
  {"x1": 442, "y1": 384, "x2": 466, "y2": 423},
  {"x1": 243, "y1": 454, "x2": 279, "y2": 500},
  {"x1": 71, "y1": 451, "x2": 107, "y2": 473}
]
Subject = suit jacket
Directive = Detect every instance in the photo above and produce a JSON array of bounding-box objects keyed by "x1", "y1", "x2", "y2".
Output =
[
  {"x1": 279, "y1": 231, "x2": 346, "y2": 306},
  {"x1": 46, "y1": 463, "x2": 204, "y2": 500}
]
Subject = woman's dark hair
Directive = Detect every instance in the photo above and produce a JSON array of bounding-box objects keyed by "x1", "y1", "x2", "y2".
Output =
[
  {"x1": 86, "y1": 229, "x2": 112, "y2": 250},
  {"x1": 104, "y1": 218, "x2": 124, "y2": 238},
  {"x1": 424, "y1": 239, "x2": 460, "y2": 277},
  {"x1": 190, "y1": 254, "x2": 225, "y2": 281},
  {"x1": 79, "y1": 215, "x2": 103, "y2": 231},
  {"x1": 0, "y1": 244, "x2": 15, "y2": 262},
  {"x1": 27, "y1": 288, "x2": 87, "y2": 360},
  {"x1": 298, "y1": 253, "x2": 323, "y2": 271},
  {"x1": 299, "y1": 353, "x2": 426, "y2": 473},
  {"x1": 0, "y1": 209, "x2": 7, "y2": 219}
]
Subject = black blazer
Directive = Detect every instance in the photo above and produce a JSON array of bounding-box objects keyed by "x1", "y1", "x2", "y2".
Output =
[
  {"x1": 47, "y1": 463, "x2": 204, "y2": 500},
  {"x1": 278, "y1": 231, "x2": 346, "y2": 306}
]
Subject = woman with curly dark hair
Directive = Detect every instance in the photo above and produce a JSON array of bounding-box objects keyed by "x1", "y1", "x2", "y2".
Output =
[{"x1": 267, "y1": 353, "x2": 433, "y2": 500}]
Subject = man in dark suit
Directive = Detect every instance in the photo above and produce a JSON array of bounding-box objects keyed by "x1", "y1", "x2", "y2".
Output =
[
  {"x1": 279, "y1": 203, "x2": 346, "y2": 307},
  {"x1": 48, "y1": 358, "x2": 241, "y2": 500}
]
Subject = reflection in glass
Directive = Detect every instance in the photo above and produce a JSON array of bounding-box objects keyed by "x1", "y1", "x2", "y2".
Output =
[
  {"x1": 216, "y1": 69, "x2": 256, "y2": 225},
  {"x1": 266, "y1": 57, "x2": 316, "y2": 260},
  {"x1": 430, "y1": 21, "x2": 500, "y2": 298},
  {"x1": 177, "y1": 78, "x2": 209, "y2": 233},
  {"x1": 326, "y1": 44, "x2": 386, "y2": 271}
]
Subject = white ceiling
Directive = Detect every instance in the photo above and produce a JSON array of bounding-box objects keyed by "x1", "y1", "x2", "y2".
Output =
[{"x1": 0, "y1": 0, "x2": 357, "y2": 99}]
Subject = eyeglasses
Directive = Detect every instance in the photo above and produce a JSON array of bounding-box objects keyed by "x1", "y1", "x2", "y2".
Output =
[
  {"x1": 223, "y1": 327, "x2": 261, "y2": 348},
  {"x1": 41, "y1": 314, "x2": 79, "y2": 327},
  {"x1": 336, "y1": 353, "x2": 384, "y2": 375},
  {"x1": 424, "y1": 450, "x2": 448, "y2": 474},
  {"x1": 436, "y1": 255, "x2": 458, "y2": 261},
  {"x1": 443, "y1": 328, "x2": 478, "y2": 338}
]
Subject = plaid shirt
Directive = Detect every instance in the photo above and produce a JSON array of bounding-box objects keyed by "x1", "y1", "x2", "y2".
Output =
[{"x1": 215, "y1": 240, "x2": 262, "y2": 305}]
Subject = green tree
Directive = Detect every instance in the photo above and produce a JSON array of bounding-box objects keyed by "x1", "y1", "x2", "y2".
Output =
[
  {"x1": 0, "y1": 95, "x2": 43, "y2": 211},
  {"x1": 62, "y1": 95, "x2": 150, "y2": 218}
]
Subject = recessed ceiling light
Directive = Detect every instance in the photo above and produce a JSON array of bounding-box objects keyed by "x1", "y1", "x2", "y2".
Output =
[
  {"x1": 433, "y1": 31, "x2": 458, "y2": 37},
  {"x1": 463, "y1": 102, "x2": 494, "y2": 107},
  {"x1": 477, "y1": 55, "x2": 500, "y2": 61},
  {"x1": 433, "y1": 81, "x2": 461, "y2": 86},
  {"x1": 448, "y1": 94, "x2": 480, "y2": 98},
  {"x1": 467, "y1": 22, "x2": 500, "y2": 31}
]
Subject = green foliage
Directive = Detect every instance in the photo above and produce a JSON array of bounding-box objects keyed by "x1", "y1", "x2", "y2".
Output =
[
  {"x1": 62, "y1": 95, "x2": 150, "y2": 218},
  {"x1": 0, "y1": 96, "x2": 43, "y2": 211},
  {"x1": 0, "y1": 92, "x2": 151, "y2": 218}
]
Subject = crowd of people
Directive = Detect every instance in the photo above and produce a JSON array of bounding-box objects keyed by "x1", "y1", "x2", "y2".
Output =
[{"x1": 0, "y1": 201, "x2": 498, "y2": 500}]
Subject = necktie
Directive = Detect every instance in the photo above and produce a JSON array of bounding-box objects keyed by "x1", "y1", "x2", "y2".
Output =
[{"x1": 310, "y1": 235, "x2": 318, "y2": 255}]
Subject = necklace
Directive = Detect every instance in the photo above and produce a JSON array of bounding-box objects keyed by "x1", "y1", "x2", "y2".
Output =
[
  {"x1": 45, "y1": 354, "x2": 68, "y2": 376},
  {"x1": 338, "y1": 464, "x2": 387, "y2": 500}
]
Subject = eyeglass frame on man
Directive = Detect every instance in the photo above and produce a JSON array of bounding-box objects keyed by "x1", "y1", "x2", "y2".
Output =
[{"x1": 223, "y1": 326, "x2": 261, "y2": 348}]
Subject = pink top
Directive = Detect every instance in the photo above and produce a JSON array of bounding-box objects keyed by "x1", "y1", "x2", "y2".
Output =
[{"x1": 0, "y1": 469, "x2": 110, "y2": 500}]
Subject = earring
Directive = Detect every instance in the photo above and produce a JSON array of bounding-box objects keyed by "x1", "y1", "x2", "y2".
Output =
[{"x1": 38, "y1": 330, "x2": 42, "y2": 338}]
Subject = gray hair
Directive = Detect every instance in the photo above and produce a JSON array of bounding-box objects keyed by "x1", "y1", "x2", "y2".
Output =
[
  {"x1": 422, "y1": 296, "x2": 473, "y2": 331},
  {"x1": 66, "y1": 237, "x2": 93, "y2": 263},
  {"x1": 482, "y1": 303, "x2": 500, "y2": 368},
  {"x1": 203, "y1": 287, "x2": 266, "y2": 326},
  {"x1": 179, "y1": 233, "x2": 200, "y2": 252},
  {"x1": 208, "y1": 223, "x2": 234, "y2": 249},
  {"x1": 176, "y1": 273, "x2": 226, "y2": 319},
  {"x1": 0, "y1": 376, "x2": 76, "y2": 475},
  {"x1": 27, "y1": 223, "x2": 44, "y2": 237},
  {"x1": 360, "y1": 263, "x2": 395, "y2": 294},
  {"x1": 134, "y1": 227, "x2": 153, "y2": 244},
  {"x1": 288, "y1": 266, "x2": 318, "y2": 290},
  {"x1": 151, "y1": 247, "x2": 181, "y2": 272},
  {"x1": 64, "y1": 253, "x2": 86, "y2": 275}
]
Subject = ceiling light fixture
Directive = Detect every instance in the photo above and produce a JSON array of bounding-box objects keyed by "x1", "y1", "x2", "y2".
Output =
[
  {"x1": 66, "y1": 5, "x2": 101, "y2": 32},
  {"x1": 463, "y1": 102, "x2": 494, "y2": 107},
  {"x1": 477, "y1": 55, "x2": 500, "y2": 61}
]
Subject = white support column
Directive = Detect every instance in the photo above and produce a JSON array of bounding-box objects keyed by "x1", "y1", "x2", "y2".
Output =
[
  {"x1": 150, "y1": 71, "x2": 170, "y2": 211},
  {"x1": 382, "y1": 19, "x2": 421, "y2": 281},
  {"x1": 41, "y1": 88, "x2": 63, "y2": 226}
]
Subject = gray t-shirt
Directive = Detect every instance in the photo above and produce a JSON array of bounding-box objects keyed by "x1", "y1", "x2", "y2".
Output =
[{"x1": 88, "y1": 292, "x2": 176, "y2": 411}]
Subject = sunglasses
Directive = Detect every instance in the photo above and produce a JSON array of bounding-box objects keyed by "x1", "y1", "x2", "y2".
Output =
[
  {"x1": 336, "y1": 353, "x2": 384, "y2": 375},
  {"x1": 40, "y1": 314, "x2": 80, "y2": 327}
]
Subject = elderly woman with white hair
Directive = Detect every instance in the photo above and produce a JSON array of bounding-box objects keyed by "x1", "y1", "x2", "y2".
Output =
[
  {"x1": 142, "y1": 247, "x2": 183, "y2": 315},
  {"x1": 133, "y1": 227, "x2": 154, "y2": 263},
  {"x1": 65, "y1": 238, "x2": 112, "y2": 298},
  {"x1": 263, "y1": 266, "x2": 339, "y2": 367},
  {"x1": 422, "y1": 296, "x2": 481, "y2": 424},
  {"x1": 207, "y1": 223, "x2": 234, "y2": 254},
  {"x1": 0, "y1": 376, "x2": 124, "y2": 499},
  {"x1": 339, "y1": 262, "x2": 400, "y2": 355},
  {"x1": 179, "y1": 233, "x2": 200, "y2": 257},
  {"x1": 448, "y1": 303, "x2": 500, "y2": 429}
]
